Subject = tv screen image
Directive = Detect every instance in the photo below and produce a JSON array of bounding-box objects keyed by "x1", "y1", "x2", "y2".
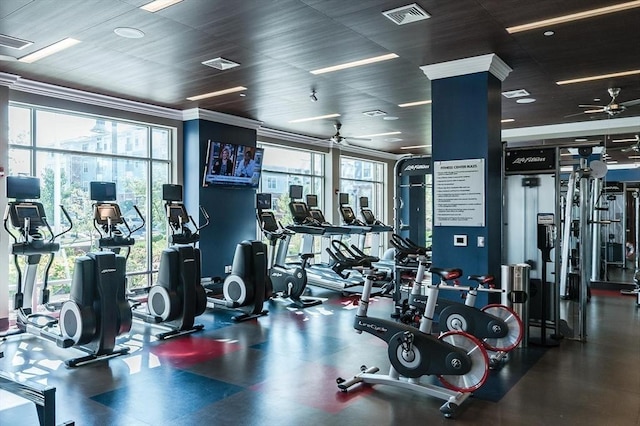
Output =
[{"x1": 202, "y1": 140, "x2": 264, "y2": 188}]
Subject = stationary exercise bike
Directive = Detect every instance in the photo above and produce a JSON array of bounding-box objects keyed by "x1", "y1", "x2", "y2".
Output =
[
  {"x1": 4, "y1": 176, "x2": 132, "y2": 367},
  {"x1": 131, "y1": 184, "x2": 209, "y2": 339},
  {"x1": 402, "y1": 255, "x2": 523, "y2": 366},
  {"x1": 337, "y1": 268, "x2": 489, "y2": 418},
  {"x1": 256, "y1": 193, "x2": 322, "y2": 309}
]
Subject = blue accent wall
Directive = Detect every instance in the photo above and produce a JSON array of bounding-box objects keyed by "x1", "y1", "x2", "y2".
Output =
[
  {"x1": 183, "y1": 119, "x2": 258, "y2": 279},
  {"x1": 431, "y1": 72, "x2": 503, "y2": 304}
]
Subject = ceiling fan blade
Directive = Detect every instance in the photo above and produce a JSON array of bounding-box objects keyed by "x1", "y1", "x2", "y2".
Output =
[
  {"x1": 564, "y1": 111, "x2": 588, "y2": 118},
  {"x1": 345, "y1": 136, "x2": 371, "y2": 141},
  {"x1": 583, "y1": 108, "x2": 605, "y2": 114},
  {"x1": 578, "y1": 104, "x2": 604, "y2": 108},
  {"x1": 621, "y1": 98, "x2": 640, "y2": 107}
]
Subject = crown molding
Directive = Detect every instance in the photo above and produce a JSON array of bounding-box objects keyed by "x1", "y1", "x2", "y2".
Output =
[
  {"x1": 502, "y1": 115, "x2": 640, "y2": 143},
  {"x1": 421, "y1": 53, "x2": 512, "y2": 81},
  {"x1": 182, "y1": 108, "x2": 262, "y2": 130},
  {"x1": 0, "y1": 72, "x2": 183, "y2": 120}
]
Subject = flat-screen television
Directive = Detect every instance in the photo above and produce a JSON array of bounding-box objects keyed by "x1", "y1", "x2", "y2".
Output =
[
  {"x1": 339, "y1": 192, "x2": 350, "y2": 205},
  {"x1": 7, "y1": 176, "x2": 40, "y2": 200},
  {"x1": 91, "y1": 181, "x2": 117, "y2": 201},
  {"x1": 202, "y1": 141, "x2": 264, "y2": 188}
]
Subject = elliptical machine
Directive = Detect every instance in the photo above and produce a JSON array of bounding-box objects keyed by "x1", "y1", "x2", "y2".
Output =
[
  {"x1": 211, "y1": 240, "x2": 269, "y2": 322},
  {"x1": 256, "y1": 193, "x2": 322, "y2": 309},
  {"x1": 132, "y1": 184, "x2": 209, "y2": 339},
  {"x1": 4, "y1": 176, "x2": 132, "y2": 367},
  {"x1": 337, "y1": 268, "x2": 489, "y2": 418}
]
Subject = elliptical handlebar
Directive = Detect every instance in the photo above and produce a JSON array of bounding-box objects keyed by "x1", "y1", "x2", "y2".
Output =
[
  {"x1": 130, "y1": 205, "x2": 146, "y2": 236},
  {"x1": 53, "y1": 205, "x2": 74, "y2": 242},
  {"x1": 3, "y1": 205, "x2": 17, "y2": 244},
  {"x1": 195, "y1": 205, "x2": 210, "y2": 232}
]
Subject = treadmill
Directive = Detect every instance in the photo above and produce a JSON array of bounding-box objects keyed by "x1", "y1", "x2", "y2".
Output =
[{"x1": 285, "y1": 185, "x2": 383, "y2": 295}]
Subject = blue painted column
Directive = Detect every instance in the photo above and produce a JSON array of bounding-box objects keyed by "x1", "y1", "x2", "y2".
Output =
[{"x1": 421, "y1": 54, "x2": 511, "y2": 304}]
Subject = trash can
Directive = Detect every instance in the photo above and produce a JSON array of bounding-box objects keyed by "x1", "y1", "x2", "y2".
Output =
[{"x1": 501, "y1": 264, "x2": 530, "y2": 348}]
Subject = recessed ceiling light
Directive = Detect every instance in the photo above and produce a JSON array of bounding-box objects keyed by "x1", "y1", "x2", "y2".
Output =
[
  {"x1": 383, "y1": 116, "x2": 399, "y2": 120},
  {"x1": 516, "y1": 98, "x2": 536, "y2": 104},
  {"x1": 310, "y1": 53, "x2": 398, "y2": 75},
  {"x1": 612, "y1": 138, "x2": 638, "y2": 143},
  {"x1": 575, "y1": 138, "x2": 588, "y2": 142},
  {"x1": 140, "y1": 0, "x2": 183, "y2": 12},
  {"x1": 556, "y1": 69, "x2": 640, "y2": 85},
  {"x1": 18, "y1": 38, "x2": 81, "y2": 63},
  {"x1": 239, "y1": 93, "x2": 246, "y2": 97},
  {"x1": 501, "y1": 118, "x2": 515, "y2": 123},
  {"x1": 186, "y1": 86, "x2": 247, "y2": 101},
  {"x1": 288, "y1": 113, "x2": 341, "y2": 123},
  {"x1": 354, "y1": 131, "x2": 402, "y2": 138},
  {"x1": 543, "y1": 31, "x2": 555, "y2": 36},
  {"x1": 400, "y1": 144, "x2": 429, "y2": 150},
  {"x1": 506, "y1": 1, "x2": 640, "y2": 33},
  {"x1": 398, "y1": 100, "x2": 432, "y2": 108},
  {"x1": 114, "y1": 27, "x2": 145, "y2": 39},
  {"x1": 593, "y1": 98, "x2": 601, "y2": 102},
  {"x1": 628, "y1": 155, "x2": 640, "y2": 159},
  {"x1": 385, "y1": 137, "x2": 403, "y2": 142}
]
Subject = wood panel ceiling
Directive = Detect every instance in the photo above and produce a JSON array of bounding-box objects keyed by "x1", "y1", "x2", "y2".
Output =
[{"x1": 1, "y1": 0, "x2": 640, "y2": 159}]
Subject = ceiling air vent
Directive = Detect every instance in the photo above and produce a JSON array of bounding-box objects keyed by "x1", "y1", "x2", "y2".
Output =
[
  {"x1": 382, "y1": 3, "x2": 430, "y2": 25},
  {"x1": 201, "y1": 57, "x2": 240, "y2": 70},
  {"x1": 502, "y1": 89, "x2": 530, "y2": 99},
  {"x1": 363, "y1": 110, "x2": 387, "y2": 117},
  {"x1": 0, "y1": 34, "x2": 33, "y2": 50}
]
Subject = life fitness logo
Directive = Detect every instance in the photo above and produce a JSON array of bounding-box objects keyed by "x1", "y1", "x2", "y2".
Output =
[
  {"x1": 403, "y1": 163, "x2": 430, "y2": 173},
  {"x1": 512, "y1": 156, "x2": 547, "y2": 164}
]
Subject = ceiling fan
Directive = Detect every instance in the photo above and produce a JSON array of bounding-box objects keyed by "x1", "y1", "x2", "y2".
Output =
[
  {"x1": 574, "y1": 87, "x2": 640, "y2": 117},
  {"x1": 324, "y1": 122, "x2": 369, "y2": 146},
  {"x1": 620, "y1": 134, "x2": 640, "y2": 153}
]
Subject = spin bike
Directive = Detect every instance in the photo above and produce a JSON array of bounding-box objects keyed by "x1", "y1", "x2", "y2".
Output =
[
  {"x1": 337, "y1": 268, "x2": 489, "y2": 418},
  {"x1": 131, "y1": 184, "x2": 209, "y2": 339},
  {"x1": 403, "y1": 255, "x2": 523, "y2": 366},
  {"x1": 256, "y1": 193, "x2": 322, "y2": 309},
  {"x1": 4, "y1": 176, "x2": 132, "y2": 367}
]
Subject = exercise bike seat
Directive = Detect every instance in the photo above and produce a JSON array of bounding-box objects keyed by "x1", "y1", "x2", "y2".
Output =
[
  {"x1": 429, "y1": 267, "x2": 462, "y2": 282},
  {"x1": 467, "y1": 275, "x2": 494, "y2": 286}
]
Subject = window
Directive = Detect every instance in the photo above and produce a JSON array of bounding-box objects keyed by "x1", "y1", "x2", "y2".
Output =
[
  {"x1": 6, "y1": 104, "x2": 173, "y2": 309},
  {"x1": 340, "y1": 156, "x2": 386, "y2": 254},
  {"x1": 257, "y1": 142, "x2": 324, "y2": 259}
]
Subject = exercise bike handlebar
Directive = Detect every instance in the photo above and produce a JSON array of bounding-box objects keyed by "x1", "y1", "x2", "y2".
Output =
[{"x1": 438, "y1": 283, "x2": 505, "y2": 294}]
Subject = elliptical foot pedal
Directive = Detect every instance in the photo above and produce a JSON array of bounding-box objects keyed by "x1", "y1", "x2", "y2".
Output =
[{"x1": 156, "y1": 324, "x2": 204, "y2": 340}]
